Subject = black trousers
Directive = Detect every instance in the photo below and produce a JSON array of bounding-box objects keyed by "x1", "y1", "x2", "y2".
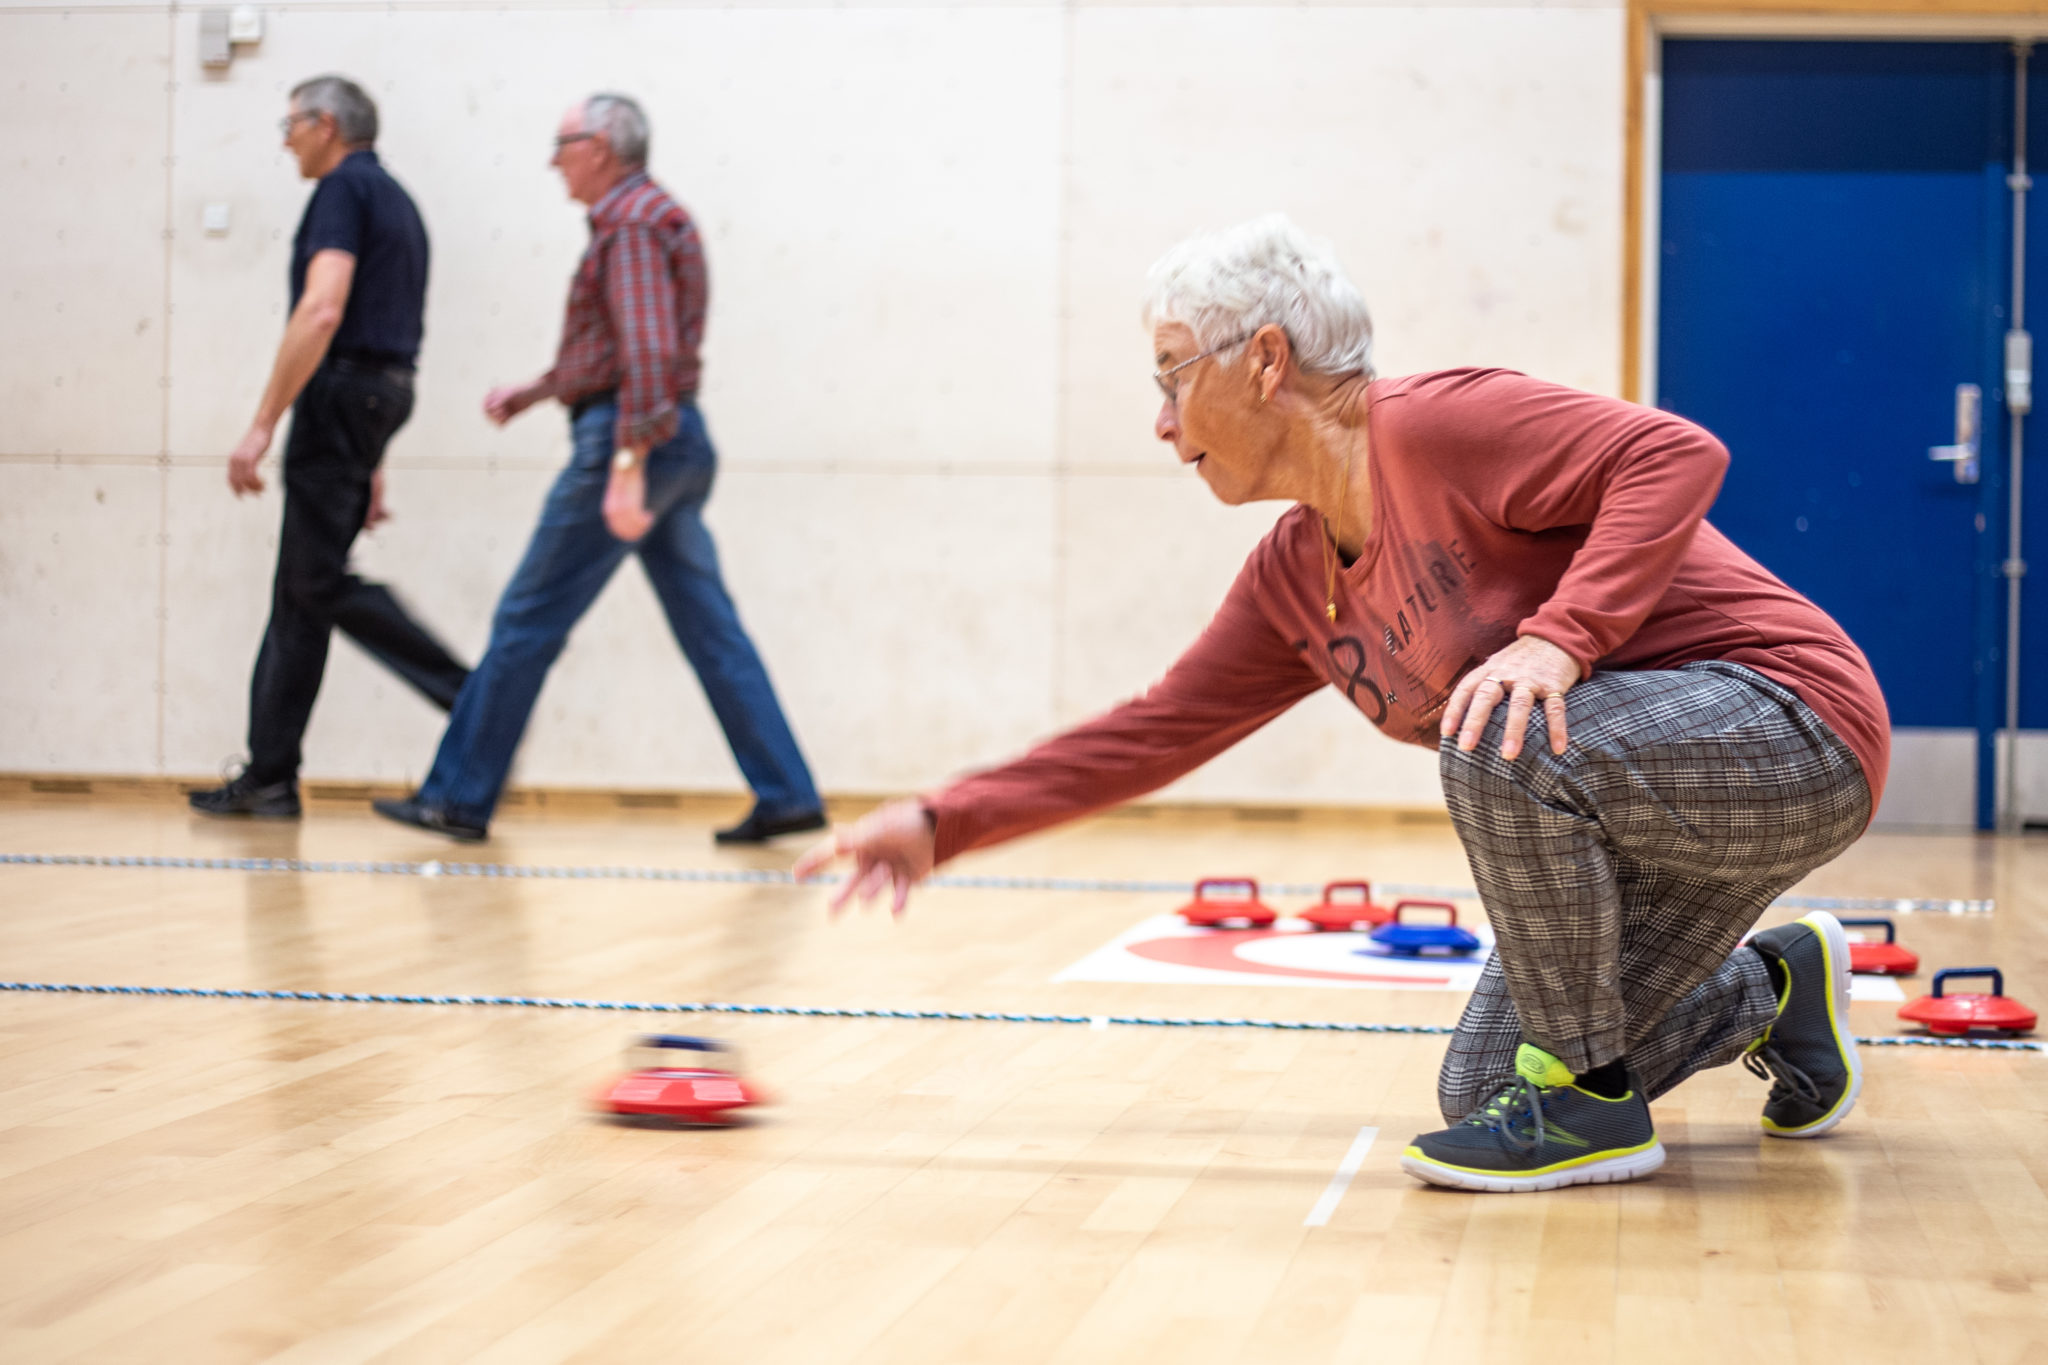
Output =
[{"x1": 245, "y1": 361, "x2": 470, "y2": 785}]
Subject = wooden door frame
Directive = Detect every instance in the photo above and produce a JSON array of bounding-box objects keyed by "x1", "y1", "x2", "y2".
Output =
[{"x1": 1622, "y1": 0, "x2": 2048, "y2": 402}]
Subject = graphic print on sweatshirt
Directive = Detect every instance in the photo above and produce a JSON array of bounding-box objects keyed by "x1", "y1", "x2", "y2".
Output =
[{"x1": 1293, "y1": 535, "x2": 1518, "y2": 745}]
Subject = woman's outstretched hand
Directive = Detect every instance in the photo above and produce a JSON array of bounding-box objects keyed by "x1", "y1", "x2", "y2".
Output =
[
  {"x1": 793, "y1": 798, "x2": 938, "y2": 919},
  {"x1": 1440, "y1": 634, "x2": 1582, "y2": 761}
]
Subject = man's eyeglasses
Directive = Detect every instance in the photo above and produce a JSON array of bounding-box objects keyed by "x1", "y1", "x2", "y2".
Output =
[
  {"x1": 277, "y1": 110, "x2": 322, "y2": 135},
  {"x1": 1153, "y1": 334, "x2": 1252, "y2": 403},
  {"x1": 553, "y1": 132, "x2": 599, "y2": 150}
]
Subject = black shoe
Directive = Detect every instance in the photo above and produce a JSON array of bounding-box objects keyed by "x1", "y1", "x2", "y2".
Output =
[
  {"x1": 1401, "y1": 1043, "x2": 1665, "y2": 1193},
  {"x1": 714, "y1": 805, "x2": 827, "y2": 845},
  {"x1": 371, "y1": 795, "x2": 487, "y2": 843},
  {"x1": 1745, "y1": 911, "x2": 1861, "y2": 1138},
  {"x1": 188, "y1": 773, "x2": 300, "y2": 819}
]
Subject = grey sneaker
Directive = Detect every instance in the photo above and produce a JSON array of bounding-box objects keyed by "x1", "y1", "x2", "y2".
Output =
[
  {"x1": 188, "y1": 772, "x2": 300, "y2": 819},
  {"x1": 1401, "y1": 1044, "x2": 1665, "y2": 1192},
  {"x1": 1745, "y1": 911, "x2": 1861, "y2": 1138}
]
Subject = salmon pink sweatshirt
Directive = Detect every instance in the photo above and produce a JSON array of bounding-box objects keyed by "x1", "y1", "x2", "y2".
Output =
[{"x1": 927, "y1": 368, "x2": 1888, "y2": 863}]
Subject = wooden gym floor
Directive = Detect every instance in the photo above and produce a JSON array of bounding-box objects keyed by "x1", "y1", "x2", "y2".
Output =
[{"x1": 0, "y1": 795, "x2": 2044, "y2": 1364}]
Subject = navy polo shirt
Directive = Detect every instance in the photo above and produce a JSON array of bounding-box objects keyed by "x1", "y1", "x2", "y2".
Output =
[{"x1": 291, "y1": 149, "x2": 430, "y2": 364}]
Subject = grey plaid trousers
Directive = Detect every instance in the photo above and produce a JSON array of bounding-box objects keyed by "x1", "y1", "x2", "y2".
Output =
[{"x1": 1435, "y1": 661, "x2": 1871, "y2": 1124}]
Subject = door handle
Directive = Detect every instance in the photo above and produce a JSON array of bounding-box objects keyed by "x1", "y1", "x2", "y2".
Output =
[{"x1": 1928, "y1": 382, "x2": 1981, "y2": 484}]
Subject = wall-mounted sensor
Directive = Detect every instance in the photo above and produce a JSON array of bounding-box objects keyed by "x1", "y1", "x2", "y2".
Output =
[
  {"x1": 203, "y1": 203, "x2": 232, "y2": 236},
  {"x1": 200, "y1": 5, "x2": 263, "y2": 70},
  {"x1": 199, "y1": 9, "x2": 231, "y2": 69}
]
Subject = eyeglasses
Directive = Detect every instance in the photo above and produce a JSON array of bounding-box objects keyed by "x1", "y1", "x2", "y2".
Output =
[
  {"x1": 552, "y1": 132, "x2": 599, "y2": 150},
  {"x1": 1153, "y1": 334, "x2": 1252, "y2": 403},
  {"x1": 278, "y1": 111, "x2": 321, "y2": 135}
]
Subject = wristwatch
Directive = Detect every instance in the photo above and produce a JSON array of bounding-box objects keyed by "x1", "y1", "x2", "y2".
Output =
[{"x1": 612, "y1": 448, "x2": 639, "y2": 473}]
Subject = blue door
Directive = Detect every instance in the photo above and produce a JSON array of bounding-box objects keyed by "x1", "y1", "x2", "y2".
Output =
[
  {"x1": 2021, "y1": 60, "x2": 2048, "y2": 816},
  {"x1": 1657, "y1": 40, "x2": 2028, "y2": 827}
]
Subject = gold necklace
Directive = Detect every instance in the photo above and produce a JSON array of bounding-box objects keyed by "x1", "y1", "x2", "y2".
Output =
[{"x1": 1320, "y1": 418, "x2": 1361, "y2": 623}]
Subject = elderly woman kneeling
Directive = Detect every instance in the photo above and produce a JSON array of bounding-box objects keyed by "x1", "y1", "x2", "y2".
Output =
[{"x1": 798, "y1": 215, "x2": 1886, "y2": 1194}]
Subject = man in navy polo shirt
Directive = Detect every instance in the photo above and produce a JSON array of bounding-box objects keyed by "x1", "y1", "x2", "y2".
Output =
[{"x1": 191, "y1": 74, "x2": 469, "y2": 820}]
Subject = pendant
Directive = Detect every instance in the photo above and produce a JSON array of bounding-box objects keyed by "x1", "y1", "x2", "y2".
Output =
[{"x1": 1325, "y1": 602, "x2": 1337, "y2": 623}]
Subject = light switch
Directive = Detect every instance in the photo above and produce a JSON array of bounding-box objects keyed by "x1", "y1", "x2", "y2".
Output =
[
  {"x1": 228, "y1": 5, "x2": 263, "y2": 44},
  {"x1": 203, "y1": 203, "x2": 231, "y2": 236}
]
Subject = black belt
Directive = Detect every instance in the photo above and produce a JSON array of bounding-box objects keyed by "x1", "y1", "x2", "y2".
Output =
[
  {"x1": 325, "y1": 351, "x2": 415, "y2": 384},
  {"x1": 570, "y1": 389, "x2": 618, "y2": 421}
]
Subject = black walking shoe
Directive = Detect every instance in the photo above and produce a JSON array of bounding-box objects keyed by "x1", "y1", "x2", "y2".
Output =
[
  {"x1": 188, "y1": 773, "x2": 301, "y2": 819},
  {"x1": 1401, "y1": 1044, "x2": 1665, "y2": 1192},
  {"x1": 1745, "y1": 911, "x2": 1861, "y2": 1138},
  {"x1": 713, "y1": 804, "x2": 826, "y2": 845},
  {"x1": 371, "y1": 795, "x2": 488, "y2": 843}
]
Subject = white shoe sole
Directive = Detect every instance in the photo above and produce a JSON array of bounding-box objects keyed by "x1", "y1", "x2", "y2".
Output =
[
  {"x1": 1400, "y1": 1140, "x2": 1666, "y2": 1193},
  {"x1": 1762, "y1": 910, "x2": 1863, "y2": 1139}
]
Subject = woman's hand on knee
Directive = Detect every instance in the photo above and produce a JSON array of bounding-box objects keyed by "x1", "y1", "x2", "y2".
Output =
[
  {"x1": 793, "y1": 798, "x2": 938, "y2": 919},
  {"x1": 1441, "y1": 635, "x2": 1581, "y2": 760}
]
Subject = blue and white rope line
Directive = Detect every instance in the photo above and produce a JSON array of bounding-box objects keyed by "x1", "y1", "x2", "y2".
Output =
[
  {"x1": 1, "y1": 980, "x2": 2039, "y2": 1052},
  {"x1": 0, "y1": 852, "x2": 1995, "y2": 915}
]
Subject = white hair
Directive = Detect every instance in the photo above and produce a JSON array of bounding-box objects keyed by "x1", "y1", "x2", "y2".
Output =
[
  {"x1": 584, "y1": 92, "x2": 649, "y2": 167},
  {"x1": 1141, "y1": 214, "x2": 1375, "y2": 379},
  {"x1": 292, "y1": 74, "x2": 378, "y2": 145}
]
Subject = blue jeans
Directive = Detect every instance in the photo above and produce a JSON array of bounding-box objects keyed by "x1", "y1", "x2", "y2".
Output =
[{"x1": 416, "y1": 399, "x2": 820, "y2": 825}]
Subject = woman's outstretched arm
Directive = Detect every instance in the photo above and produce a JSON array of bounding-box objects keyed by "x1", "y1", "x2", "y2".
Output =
[{"x1": 795, "y1": 559, "x2": 1324, "y2": 915}]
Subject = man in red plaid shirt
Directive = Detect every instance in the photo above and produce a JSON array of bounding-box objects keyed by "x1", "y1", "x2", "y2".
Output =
[{"x1": 376, "y1": 93, "x2": 823, "y2": 845}]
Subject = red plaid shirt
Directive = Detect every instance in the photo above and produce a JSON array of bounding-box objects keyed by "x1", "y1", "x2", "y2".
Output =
[{"x1": 543, "y1": 171, "x2": 706, "y2": 449}]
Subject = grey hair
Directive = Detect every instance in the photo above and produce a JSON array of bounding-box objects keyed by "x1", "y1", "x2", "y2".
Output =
[
  {"x1": 584, "y1": 93, "x2": 650, "y2": 167},
  {"x1": 290, "y1": 74, "x2": 378, "y2": 146},
  {"x1": 1142, "y1": 214, "x2": 1375, "y2": 379}
]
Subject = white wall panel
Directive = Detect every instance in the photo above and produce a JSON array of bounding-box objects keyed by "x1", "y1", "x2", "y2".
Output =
[
  {"x1": 2010, "y1": 731, "x2": 2048, "y2": 825},
  {"x1": 509, "y1": 468, "x2": 1059, "y2": 792},
  {"x1": 158, "y1": 464, "x2": 274, "y2": 778},
  {"x1": 1055, "y1": 473, "x2": 1277, "y2": 721},
  {"x1": 1164, "y1": 688, "x2": 1446, "y2": 807},
  {"x1": 242, "y1": 0, "x2": 1057, "y2": 9},
  {"x1": 0, "y1": 13, "x2": 171, "y2": 457},
  {"x1": 1071, "y1": 0, "x2": 1618, "y2": 8},
  {"x1": 164, "y1": 461, "x2": 1059, "y2": 794},
  {"x1": 678, "y1": 8, "x2": 1064, "y2": 472},
  {"x1": 338, "y1": 462, "x2": 537, "y2": 669},
  {"x1": 159, "y1": 460, "x2": 542, "y2": 779},
  {"x1": 1063, "y1": 4, "x2": 1626, "y2": 473},
  {"x1": 1870, "y1": 728, "x2": 1974, "y2": 830},
  {"x1": 165, "y1": 6, "x2": 1063, "y2": 472},
  {"x1": 4, "y1": 0, "x2": 179, "y2": 9},
  {"x1": 0, "y1": 465, "x2": 162, "y2": 770},
  {"x1": 5, "y1": 1, "x2": 1644, "y2": 818}
]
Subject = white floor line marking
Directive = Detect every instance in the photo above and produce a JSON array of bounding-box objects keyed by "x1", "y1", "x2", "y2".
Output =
[
  {"x1": 1089, "y1": 1015, "x2": 1109, "y2": 1031},
  {"x1": 1304, "y1": 1125, "x2": 1379, "y2": 1227}
]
